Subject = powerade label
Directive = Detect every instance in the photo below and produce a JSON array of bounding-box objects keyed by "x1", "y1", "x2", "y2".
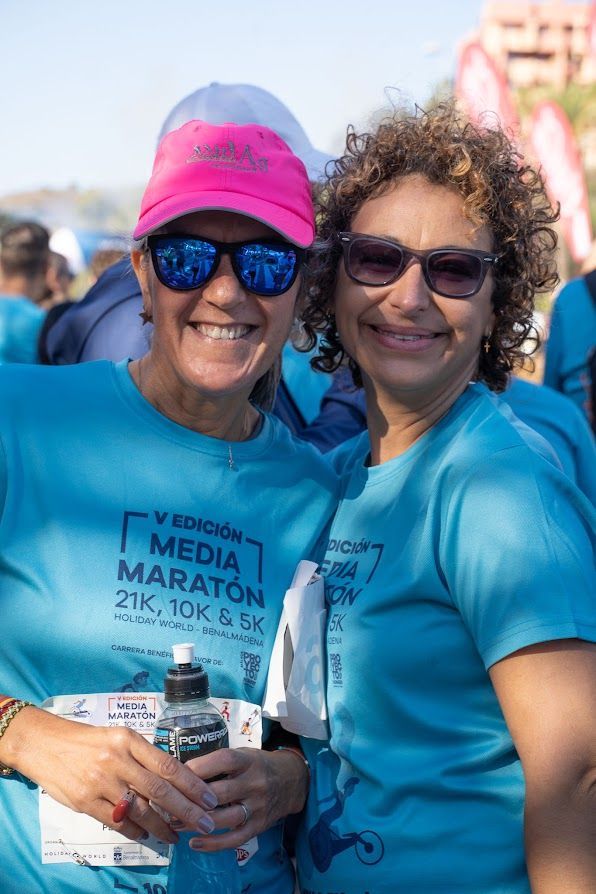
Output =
[{"x1": 153, "y1": 721, "x2": 228, "y2": 763}]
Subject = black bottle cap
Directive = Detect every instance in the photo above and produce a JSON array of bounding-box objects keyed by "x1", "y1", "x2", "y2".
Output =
[{"x1": 164, "y1": 661, "x2": 210, "y2": 702}]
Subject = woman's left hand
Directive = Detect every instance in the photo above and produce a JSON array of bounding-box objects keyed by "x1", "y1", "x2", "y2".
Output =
[{"x1": 180, "y1": 746, "x2": 309, "y2": 850}]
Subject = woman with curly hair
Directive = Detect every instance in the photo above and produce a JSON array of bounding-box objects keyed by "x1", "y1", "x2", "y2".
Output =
[{"x1": 296, "y1": 104, "x2": 596, "y2": 894}]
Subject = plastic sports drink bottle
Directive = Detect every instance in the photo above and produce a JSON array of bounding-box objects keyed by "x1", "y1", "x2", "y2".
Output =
[{"x1": 153, "y1": 643, "x2": 241, "y2": 894}]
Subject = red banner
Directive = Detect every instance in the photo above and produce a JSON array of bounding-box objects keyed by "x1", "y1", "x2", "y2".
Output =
[
  {"x1": 455, "y1": 42, "x2": 519, "y2": 136},
  {"x1": 529, "y1": 101, "x2": 593, "y2": 263},
  {"x1": 589, "y1": 1, "x2": 596, "y2": 58}
]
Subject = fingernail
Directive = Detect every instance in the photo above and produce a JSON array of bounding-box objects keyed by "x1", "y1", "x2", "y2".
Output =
[
  {"x1": 201, "y1": 791, "x2": 218, "y2": 810},
  {"x1": 197, "y1": 815, "x2": 215, "y2": 834},
  {"x1": 189, "y1": 838, "x2": 207, "y2": 850},
  {"x1": 161, "y1": 831, "x2": 178, "y2": 844}
]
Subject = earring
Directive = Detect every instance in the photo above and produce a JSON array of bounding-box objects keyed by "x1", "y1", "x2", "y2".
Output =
[
  {"x1": 291, "y1": 317, "x2": 306, "y2": 339},
  {"x1": 139, "y1": 309, "x2": 153, "y2": 325},
  {"x1": 482, "y1": 332, "x2": 491, "y2": 354},
  {"x1": 290, "y1": 316, "x2": 308, "y2": 350}
]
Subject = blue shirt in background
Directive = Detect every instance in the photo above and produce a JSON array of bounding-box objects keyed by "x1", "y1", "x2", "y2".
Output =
[
  {"x1": 502, "y1": 376, "x2": 595, "y2": 503},
  {"x1": 544, "y1": 276, "x2": 596, "y2": 420},
  {"x1": 0, "y1": 295, "x2": 46, "y2": 363}
]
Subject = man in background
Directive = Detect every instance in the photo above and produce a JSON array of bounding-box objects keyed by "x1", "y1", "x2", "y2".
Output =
[
  {"x1": 0, "y1": 220, "x2": 49, "y2": 362},
  {"x1": 544, "y1": 243, "x2": 596, "y2": 432},
  {"x1": 42, "y1": 250, "x2": 75, "y2": 309}
]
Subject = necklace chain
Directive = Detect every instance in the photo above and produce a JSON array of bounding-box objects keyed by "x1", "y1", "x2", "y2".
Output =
[{"x1": 136, "y1": 359, "x2": 253, "y2": 470}]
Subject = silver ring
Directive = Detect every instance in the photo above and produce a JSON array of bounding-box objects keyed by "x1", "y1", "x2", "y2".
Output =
[{"x1": 237, "y1": 800, "x2": 250, "y2": 828}]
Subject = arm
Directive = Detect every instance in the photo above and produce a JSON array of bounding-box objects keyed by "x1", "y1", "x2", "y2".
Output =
[
  {"x1": 0, "y1": 703, "x2": 221, "y2": 843},
  {"x1": 489, "y1": 640, "x2": 596, "y2": 894}
]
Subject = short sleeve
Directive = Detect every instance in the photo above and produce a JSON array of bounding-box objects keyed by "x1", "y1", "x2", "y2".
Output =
[{"x1": 441, "y1": 445, "x2": 596, "y2": 668}]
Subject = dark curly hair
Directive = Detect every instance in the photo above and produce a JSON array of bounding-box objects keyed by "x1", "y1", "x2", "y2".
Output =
[{"x1": 302, "y1": 102, "x2": 559, "y2": 391}]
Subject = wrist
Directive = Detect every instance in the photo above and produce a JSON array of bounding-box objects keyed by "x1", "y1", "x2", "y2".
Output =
[
  {"x1": 0, "y1": 700, "x2": 35, "y2": 776},
  {"x1": 271, "y1": 745, "x2": 310, "y2": 814}
]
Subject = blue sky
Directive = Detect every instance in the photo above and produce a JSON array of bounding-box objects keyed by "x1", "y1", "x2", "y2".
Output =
[{"x1": 0, "y1": 0, "x2": 587, "y2": 196}]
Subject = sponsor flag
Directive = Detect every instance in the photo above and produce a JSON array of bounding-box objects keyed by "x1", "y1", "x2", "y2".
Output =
[
  {"x1": 529, "y1": 101, "x2": 593, "y2": 263},
  {"x1": 589, "y1": 1, "x2": 596, "y2": 58},
  {"x1": 455, "y1": 41, "x2": 519, "y2": 135}
]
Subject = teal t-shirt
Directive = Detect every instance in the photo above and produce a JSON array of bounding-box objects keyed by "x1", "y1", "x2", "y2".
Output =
[
  {"x1": 503, "y1": 377, "x2": 596, "y2": 503},
  {"x1": 282, "y1": 341, "x2": 330, "y2": 425},
  {"x1": 297, "y1": 384, "x2": 596, "y2": 894},
  {"x1": 0, "y1": 360, "x2": 338, "y2": 894},
  {"x1": 0, "y1": 294, "x2": 45, "y2": 363},
  {"x1": 543, "y1": 277, "x2": 596, "y2": 418}
]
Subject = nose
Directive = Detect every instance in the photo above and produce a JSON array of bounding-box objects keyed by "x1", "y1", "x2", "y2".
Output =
[
  {"x1": 201, "y1": 254, "x2": 248, "y2": 310},
  {"x1": 385, "y1": 256, "x2": 432, "y2": 314}
]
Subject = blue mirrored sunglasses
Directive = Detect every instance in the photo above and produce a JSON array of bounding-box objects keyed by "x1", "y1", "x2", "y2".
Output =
[{"x1": 147, "y1": 234, "x2": 305, "y2": 297}]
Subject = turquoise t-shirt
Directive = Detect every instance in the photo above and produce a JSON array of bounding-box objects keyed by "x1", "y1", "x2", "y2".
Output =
[
  {"x1": 0, "y1": 360, "x2": 338, "y2": 894},
  {"x1": 282, "y1": 341, "x2": 330, "y2": 425},
  {"x1": 543, "y1": 277, "x2": 596, "y2": 418},
  {"x1": 503, "y1": 377, "x2": 595, "y2": 503},
  {"x1": 0, "y1": 294, "x2": 45, "y2": 363},
  {"x1": 297, "y1": 384, "x2": 596, "y2": 894}
]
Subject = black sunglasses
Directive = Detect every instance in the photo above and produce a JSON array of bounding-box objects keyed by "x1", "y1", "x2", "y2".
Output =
[
  {"x1": 147, "y1": 234, "x2": 305, "y2": 297},
  {"x1": 338, "y1": 232, "x2": 498, "y2": 299}
]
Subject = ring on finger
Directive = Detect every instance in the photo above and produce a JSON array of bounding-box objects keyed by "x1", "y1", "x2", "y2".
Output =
[{"x1": 237, "y1": 800, "x2": 250, "y2": 828}]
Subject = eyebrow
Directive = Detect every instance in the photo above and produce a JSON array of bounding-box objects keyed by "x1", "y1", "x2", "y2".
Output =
[{"x1": 361, "y1": 233, "x2": 486, "y2": 251}]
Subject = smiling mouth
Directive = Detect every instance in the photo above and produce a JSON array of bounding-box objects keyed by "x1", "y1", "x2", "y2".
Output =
[
  {"x1": 370, "y1": 326, "x2": 441, "y2": 342},
  {"x1": 190, "y1": 323, "x2": 254, "y2": 340}
]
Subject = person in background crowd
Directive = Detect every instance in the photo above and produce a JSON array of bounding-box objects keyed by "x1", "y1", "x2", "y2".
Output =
[
  {"x1": 543, "y1": 239, "x2": 596, "y2": 426},
  {"x1": 504, "y1": 375, "x2": 595, "y2": 501},
  {"x1": 42, "y1": 82, "x2": 334, "y2": 442},
  {"x1": 0, "y1": 220, "x2": 48, "y2": 362},
  {"x1": 295, "y1": 103, "x2": 596, "y2": 894},
  {"x1": 0, "y1": 119, "x2": 337, "y2": 894},
  {"x1": 88, "y1": 247, "x2": 127, "y2": 283},
  {"x1": 42, "y1": 250, "x2": 75, "y2": 309}
]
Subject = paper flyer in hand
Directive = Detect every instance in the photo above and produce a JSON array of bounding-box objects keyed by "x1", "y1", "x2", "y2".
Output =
[{"x1": 262, "y1": 560, "x2": 328, "y2": 740}]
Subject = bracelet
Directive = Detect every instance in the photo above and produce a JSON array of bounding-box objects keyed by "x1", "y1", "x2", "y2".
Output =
[
  {"x1": 0, "y1": 696, "x2": 19, "y2": 717},
  {"x1": 0, "y1": 699, "x2": 33, "y2": 776},
  {"x1": 275, "y1": 745, "x2": 311, "y2": 786}
]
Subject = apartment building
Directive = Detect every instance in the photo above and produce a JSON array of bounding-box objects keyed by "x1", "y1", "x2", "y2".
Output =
[{"x1": 478, "y1": 1, "x2": 595, "y2": 91}]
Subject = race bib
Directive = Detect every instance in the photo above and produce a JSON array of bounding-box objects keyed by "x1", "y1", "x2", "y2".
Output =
[{"x1": 39, "y1": 692, "x2": 260, "y2": 867}]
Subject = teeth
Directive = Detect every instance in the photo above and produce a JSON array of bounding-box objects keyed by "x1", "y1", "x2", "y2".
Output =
[
  {"x1": 194, "y1": 323, "x2": 251, "y2": 340},
  {"x1": 379, "y1": 330, "x2": 431, "y2": 341}
]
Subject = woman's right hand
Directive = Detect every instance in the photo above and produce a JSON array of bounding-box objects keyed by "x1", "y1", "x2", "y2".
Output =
[{"x1": 0, "y1": 706, "x2": 218, "y2": 843}]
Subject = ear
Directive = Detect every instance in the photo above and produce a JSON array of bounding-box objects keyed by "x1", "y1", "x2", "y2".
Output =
[{"x1": 131, "y1": 249, "x2": 153, "y2": 319}]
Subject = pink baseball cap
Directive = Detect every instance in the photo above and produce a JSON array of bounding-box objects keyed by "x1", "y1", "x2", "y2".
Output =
[{"x1": 133, "y1": 120, "x2": 315, "y2": 247}]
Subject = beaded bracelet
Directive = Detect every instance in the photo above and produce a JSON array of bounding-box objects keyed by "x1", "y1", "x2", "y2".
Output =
[
  {"x1": 0, "y1": 696, "x2": 19, "y2": 716},
  {"x1": 275, "y1": 744, "x2": 311, "y2": 786},
  {"x1": 0, "y1": 699, "x2": 33, "y2": 776}
]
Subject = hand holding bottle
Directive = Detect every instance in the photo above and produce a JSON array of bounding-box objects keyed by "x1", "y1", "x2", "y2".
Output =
[
  {"x1": 182, "y1": 742, "x2": 310, "y2": 852},
  {"x1": 0, "y1": 703, "x2": 221, "y2": 845},
  {"x1": 154, "y1": 643, "x2": 241, "y2": 894}
]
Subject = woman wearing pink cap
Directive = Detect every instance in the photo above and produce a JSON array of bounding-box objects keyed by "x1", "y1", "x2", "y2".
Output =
[{"x1": 0, "y1": 121, "x2": 337, "y2": 893}]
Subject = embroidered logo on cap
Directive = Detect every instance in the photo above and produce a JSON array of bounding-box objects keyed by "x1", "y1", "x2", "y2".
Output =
[{"x1": 187, "y1": 140, "x2": 268, "y2": 173}]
